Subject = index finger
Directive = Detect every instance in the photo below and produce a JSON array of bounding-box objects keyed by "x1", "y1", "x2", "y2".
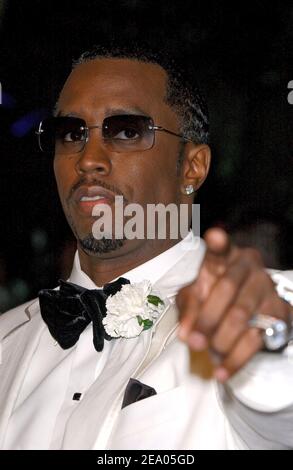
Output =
[
  {"x1": 204, "y1": 227, "x2": 231, "y2": 256},
  {"x1": 203, "y1": 228, "x2": 239, "y2": 276}
]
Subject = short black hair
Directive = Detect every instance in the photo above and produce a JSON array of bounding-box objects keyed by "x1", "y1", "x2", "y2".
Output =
[{"x1": 73, "y1": 44, "x2": 209, "y2": 145}]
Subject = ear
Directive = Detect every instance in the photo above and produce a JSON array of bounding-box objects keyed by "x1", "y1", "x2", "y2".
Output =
[{"x1": 180, "y1": 143, "x2": 211, "y2": 193}]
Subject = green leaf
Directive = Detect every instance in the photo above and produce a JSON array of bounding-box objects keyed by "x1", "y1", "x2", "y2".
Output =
[
  {"x1": 137, "y1": 315, "x2": 143, "y2": 326},
  {"x1": 136, "y1": 316, "x2": 153, "y2": 331},
  {"x1": 142, "y1": 319, "x2": 153, "y2": 331},
  {"x1": 147, "y1": 294, "x2": 164, "y2": 307}
]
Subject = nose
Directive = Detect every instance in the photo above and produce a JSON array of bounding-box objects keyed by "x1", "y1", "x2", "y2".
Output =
[{"x1": 75, "y1": 130, "x2": 112, "y2": 176}]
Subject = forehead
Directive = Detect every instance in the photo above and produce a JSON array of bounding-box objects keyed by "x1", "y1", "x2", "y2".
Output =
[{"x1": 57, "y1": 58, "x2": 176, "y2": 123}]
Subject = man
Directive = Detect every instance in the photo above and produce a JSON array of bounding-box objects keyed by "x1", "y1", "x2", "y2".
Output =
[{"x1": 0, "y1": 45, "x2": 293, "y2": 450}]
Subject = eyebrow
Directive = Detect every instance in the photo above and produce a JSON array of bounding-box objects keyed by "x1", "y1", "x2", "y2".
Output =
[
  {"x1": 54, "y1": 111, "x2": 79, "y2": 118},
  {"x1": 104, "y1": 106, "x2": 148, "y2": 117},
  {"x1": 54, "y1": 106, "x2": 149, "y2": 119}
]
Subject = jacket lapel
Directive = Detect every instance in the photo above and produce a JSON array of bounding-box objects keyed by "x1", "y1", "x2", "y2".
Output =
[{"x1": 0, "y1": 302, "x2": 31, "y2": 342}]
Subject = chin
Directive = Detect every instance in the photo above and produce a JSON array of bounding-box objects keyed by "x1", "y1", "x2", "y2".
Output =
[{"x1": 78, "y1": 235, "x2": 125, "y2": 256}]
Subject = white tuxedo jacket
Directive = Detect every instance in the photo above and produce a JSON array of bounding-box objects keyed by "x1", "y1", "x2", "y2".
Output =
[{"x1": 1, "y1": 246, "x2": 293, "y2": 450}]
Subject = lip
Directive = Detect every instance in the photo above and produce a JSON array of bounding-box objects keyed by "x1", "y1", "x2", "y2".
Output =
[{"x1": 72, "y1": 185, "x2": 116, "y2": 215}]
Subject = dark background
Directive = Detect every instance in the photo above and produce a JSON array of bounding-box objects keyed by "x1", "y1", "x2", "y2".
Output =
[{"x1": 0, "y1": 0, "x2": 292, "y2": 311}]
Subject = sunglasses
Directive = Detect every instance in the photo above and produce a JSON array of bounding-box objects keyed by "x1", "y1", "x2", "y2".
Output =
[{"x1": 36, "y1": 114, "x2": 192, "y2": 154}]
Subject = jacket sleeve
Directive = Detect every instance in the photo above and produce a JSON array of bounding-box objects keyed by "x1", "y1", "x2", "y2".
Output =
[{"x1": 219, "y1": 270, "x2": 293, "y2": 449}]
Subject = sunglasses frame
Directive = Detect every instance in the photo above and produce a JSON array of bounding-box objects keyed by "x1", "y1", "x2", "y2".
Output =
[{"x1": 36, "y1": 114, "x2": 193, "y2": 154}]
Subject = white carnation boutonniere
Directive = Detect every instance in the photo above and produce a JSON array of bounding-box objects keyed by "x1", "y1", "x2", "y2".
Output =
[{"x1": 102, "y1": 280, "x2": 166, "y2": 339}]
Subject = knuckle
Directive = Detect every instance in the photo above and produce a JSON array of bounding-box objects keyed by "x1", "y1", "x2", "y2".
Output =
[
  {"x1": 218, "y1": 276, "x2": 237, "y2": 298},
  {"x1": 261, "y1": 293, "x2": 289, "y2": 318},
  {"x1": 210, "y1": 337, "x2": 230, "y2": 356},
  {"x1": 242, "y1": 247, "x2": 264, "y2": 266},
  {"x1": 180, "y1": 282, "x2": 198, "y2": 297},
  {"x1": 250, "y1": 268, "x2": 272, "y2": 288},
  {"x1": 177, "y1": 285, "x2": 189, "y2": 298},
  {"x1": 176, "y1": 286, "x2": 192, "y2": 305},
  {"x1": 246, "y1": 327, "x2": 263, "y2": 348},
  {"x1": 228, "y1": 305, "x2": 250, "y2": 327},
  {"x1": 196, "y1": 311, "x2": 219, "y2": 335},
  {"x1": 176, "y1": 286, "x2": 199, "y2": 319}
]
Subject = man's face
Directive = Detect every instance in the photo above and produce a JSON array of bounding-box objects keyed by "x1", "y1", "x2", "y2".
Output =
[{"x1": 54, "y1": 58, "x2": 187, "y2": 257}]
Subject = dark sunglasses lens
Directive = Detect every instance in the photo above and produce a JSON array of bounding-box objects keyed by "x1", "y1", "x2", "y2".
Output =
[
  {"x1": 102, "y1": 115, "x2": 154, "y2": 151},
  {"x1": 39, "y1": 117, "x2": 87, "y2": 154}
]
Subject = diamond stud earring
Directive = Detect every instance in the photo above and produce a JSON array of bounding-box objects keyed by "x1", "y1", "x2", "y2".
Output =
[{"x1": 183, "y1": 185, "x2": 195, "y2": 195}]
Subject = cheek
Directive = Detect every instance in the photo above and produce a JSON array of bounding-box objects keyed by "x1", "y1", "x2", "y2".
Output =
[
  {"x1": 120, "y1": 148, "x2": 179, "y2": 203},
  {"x1": 148, "y1": 142, "x2": 180, "y2": 180}
]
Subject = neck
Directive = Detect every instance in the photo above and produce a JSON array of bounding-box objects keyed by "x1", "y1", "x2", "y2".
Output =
[{"x1": 78, "y1": 238, "x2": 180, "y2": 286}]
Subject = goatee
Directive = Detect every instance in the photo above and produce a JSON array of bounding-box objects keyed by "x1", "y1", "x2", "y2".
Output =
[{"x1": 79, "y1": 234, "x2": 124, "y2": 255}]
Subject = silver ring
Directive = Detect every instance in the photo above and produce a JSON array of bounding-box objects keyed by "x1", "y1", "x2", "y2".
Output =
[{"x1": 248, "y1": 314, "x2": 291, "y2": 351}]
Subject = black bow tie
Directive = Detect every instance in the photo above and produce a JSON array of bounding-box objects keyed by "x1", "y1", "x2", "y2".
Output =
[{"x1": 38, "y1": 277, "x2": 130, "y2": 352}]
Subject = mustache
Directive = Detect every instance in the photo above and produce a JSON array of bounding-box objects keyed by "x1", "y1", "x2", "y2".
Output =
[{"x1": 67, "y1": 177, "x2": 128, "y2": 203}]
